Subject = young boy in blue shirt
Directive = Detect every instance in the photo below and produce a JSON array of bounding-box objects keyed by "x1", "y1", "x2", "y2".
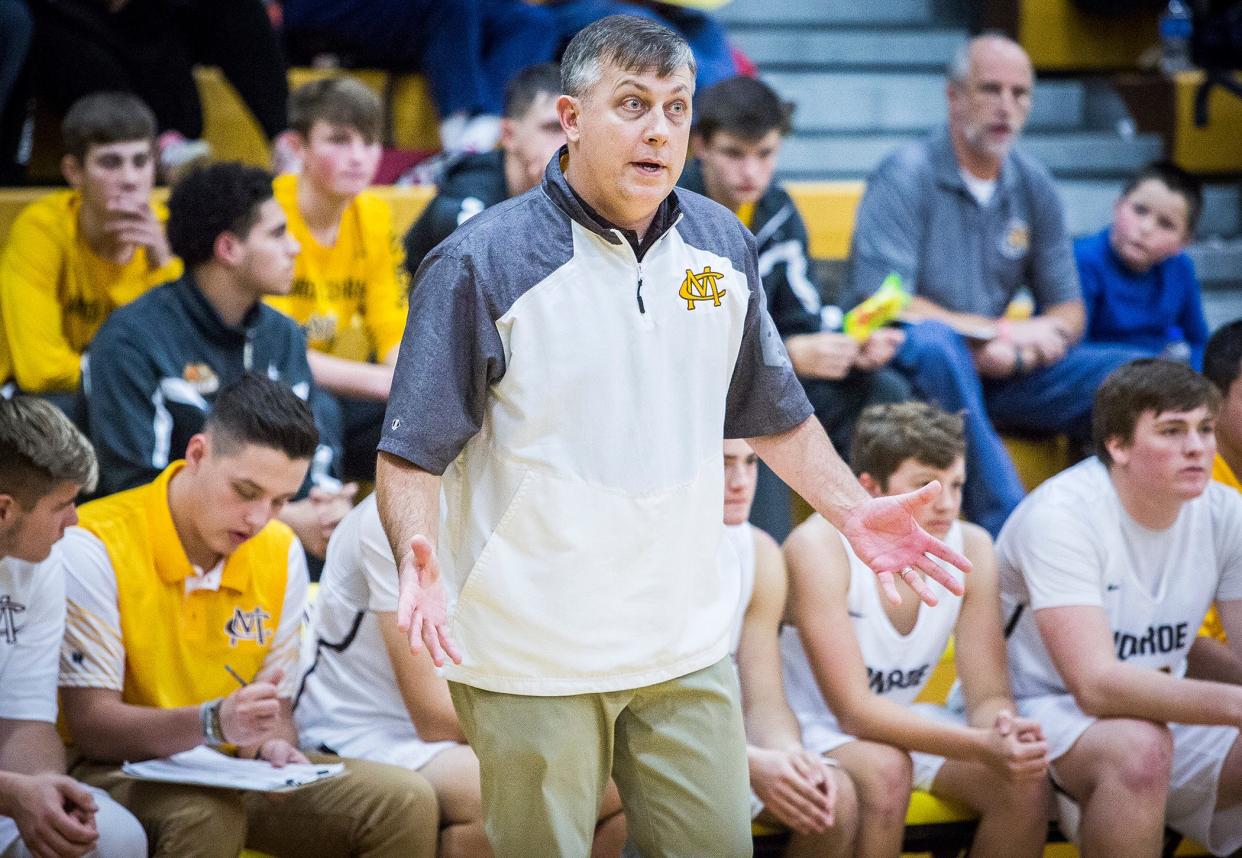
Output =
[{"x1": 1074, "y1": 161, "x2": 1209, "y2": 367}]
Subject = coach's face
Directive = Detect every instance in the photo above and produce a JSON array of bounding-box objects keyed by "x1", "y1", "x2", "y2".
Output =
[{"x1": 559, "y1": 60, "x2": 693, "y2": 233}]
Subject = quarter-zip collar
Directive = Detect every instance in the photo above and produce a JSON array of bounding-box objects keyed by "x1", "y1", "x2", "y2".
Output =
[
  {"x1": 173, "y1": 274, "x2": 264, "y2": 347},
  {"x1": 542, "y1": 145, "x2": 682, "y2": 261}
]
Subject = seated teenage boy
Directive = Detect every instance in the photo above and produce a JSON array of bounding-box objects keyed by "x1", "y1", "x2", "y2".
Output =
[
  {"x1": 1074, "y1": 161, "x2": 1208, "y2": 368},
  {"x1": 57, "y1": 375, "x2": 438, "y2": 858},
  {"x1": 0, "y1": 92, "x2": 180, "y2": 400},
  {"x1": 722, "y1": 438, "x2": 858, "y2": 857},
  {"x1": 403, "y1": 62, "x2": 565, "y2": 275},
  {"x1": 0, "y1": 397, "x2": 147, "y2": 858},
  {"x1": 265, "y1": 77, "x2": 408, "y2": 480},
  {"x1": 782, "y1": 402, "x2": 1049, "y2": 857},
  {"x1": 84, "y1": 162, "x2": 353, "y2": 559},
  {"x1": 295, "y1": 492, "x2": 626, "y2": 858},
  {"x1": 1000, "y1": 359, "x2": 1242, "y2": 856},
  {"x1": 678, "y1": 76, "x2": 909, "y2": 457}
]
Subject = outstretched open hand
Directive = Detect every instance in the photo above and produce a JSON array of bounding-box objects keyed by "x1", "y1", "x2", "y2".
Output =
[
  {"x1": 396, "y1": 535, "x2": 462, "y2": 667},
  {"x1": 840, "y1": 480, "x2": 972, "y2": 606}
]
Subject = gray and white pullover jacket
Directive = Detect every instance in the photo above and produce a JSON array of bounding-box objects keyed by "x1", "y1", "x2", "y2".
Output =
[{"x1": 380, "y1": 150, "x2": 812, "y2": 695}]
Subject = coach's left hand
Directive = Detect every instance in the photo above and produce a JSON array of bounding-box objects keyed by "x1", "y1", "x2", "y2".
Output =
[
  {"x1": 841, "y1": 480, "x2": 971, "y2": 606},
  {"x1": 397, "y1": 536, "x2": 462, "y2": 668}
]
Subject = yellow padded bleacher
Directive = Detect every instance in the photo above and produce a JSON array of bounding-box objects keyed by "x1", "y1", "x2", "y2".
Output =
[
  {"x1": 1168, "y1": 70, "x2": 1242, "y2": 174},
  {"x1": 1002, "y1": 0, "x2": 1160, "y2": 72},
  {"x1": 0, "y1": 182, "x2": 858, "y2": 264},
  {"x1": 196, "y1": 66, "x2": 441, "y2": 168}
]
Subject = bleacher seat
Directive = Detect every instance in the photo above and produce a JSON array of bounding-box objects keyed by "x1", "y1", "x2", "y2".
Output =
[{"x1": 987, "y1": 0, "x2": 1158, "y2": 73}]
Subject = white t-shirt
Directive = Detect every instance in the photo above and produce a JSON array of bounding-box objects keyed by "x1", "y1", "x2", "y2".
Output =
[
  {"x1": 1000, "y1": 458, "x2": 1242, "y2": 701},
  {"x1": 0, "y1": 550, "x2": 64, "y2": 723},
  {"x1": 960, "y1": 169, "x2": 997, "y2": 206},
  {"x1": 57, "y1": 528, "x2": 305, "y2": 698},
  {"x1": 783, "y1": 522, "x2": 965, "y2": 741},
  {"x1": 294, "y1": 494, "x2": 457, "y2": 769}
]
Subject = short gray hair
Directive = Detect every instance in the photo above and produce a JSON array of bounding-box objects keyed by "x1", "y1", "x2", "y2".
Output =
[
  {"x1": 0, "y1": 397, "x2": 97, "y2": 506},
  {"x1": 947, "y1": 32, "x2": 1027, "y2": 87},
  {"x1": 561, "y1": 14, "x2": 696, "y2": 100}
]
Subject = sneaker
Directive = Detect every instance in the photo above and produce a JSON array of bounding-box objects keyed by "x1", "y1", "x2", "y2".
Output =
[{"x1": 157, "y1": 131, "x2": 211, "y2": 185}]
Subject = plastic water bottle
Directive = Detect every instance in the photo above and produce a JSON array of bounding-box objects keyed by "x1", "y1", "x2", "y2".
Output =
[{"x1": 1159, "y1": 0, "x2": 1194, "y2": 74}]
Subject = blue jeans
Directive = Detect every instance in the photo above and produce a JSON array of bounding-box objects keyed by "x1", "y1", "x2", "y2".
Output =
[
  {"x1": 546, "y1": 1, "x2": 738, "y2": 92},
  {"x1": 896, "y1": 321, "x2": 1145, "y2": 536},
  {"x1": 284, "y1": 0, "x2": 556, "y2": 116}
]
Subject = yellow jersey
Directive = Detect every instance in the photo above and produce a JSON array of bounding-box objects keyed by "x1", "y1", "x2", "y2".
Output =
[
  {"x1": 266, "y1": 173, "x2": 409, "y2": 362},
  {"x1": 1200, "y1": 454, "x2": 1242, "y2": 641},
  {"x1": 60, "y1": 462, "x2": 305, "y2": 711},
  {"x1": 0, "y1": 190, "x2": 181, "y2": 392}
]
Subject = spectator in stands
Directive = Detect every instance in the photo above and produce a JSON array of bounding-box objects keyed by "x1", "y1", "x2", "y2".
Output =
[
  {"x1": 682, "y1": 76, "x2": 909, "y2": 458},
  {"x1": 546, "y1": 1, "x2": 738, "y2": 92},
  {"x1": 265, "y1": 78, "x2": 406, "y2": 481},
  {"x1": 84, "y1": 163, "x2": 353, "y2": 562},
  {"x1": 0, "y1": 397, "x2": 148, "y2": 858},
  {"x1": 404, "y1": 62, "x2": 565, "y2": 276},
  {"x1": 845, "y1": 34, "x2": 1147, "y2": 537},
  {"x1": 1075, "y1": 161, "x2": 1209, "y2": 368},
  {"x1": 1000, "y1": 359, "x2": 1242, "y2": 856},
  {"x1": 26, "y1": 0, "x2": 288, "y2": 180},
  {"x1": 0, "y1": 92, "x2": 180, "y2": 408},
  {"x1": 722, "y1": 438, "x2": 858, "y2": 856},
  {"x1": 682, "y1": 74, "x2": 910, "y2": 539},
  {"x1": 57, "y1": 375, "x2": 438, "y2": 858},
  {"x1": 783, "y1": 402, "x2": 1049, "y2": 857},
  {"x1": 377, "y1": 15, "x2": 969, "y2": 856},
  {"x1": 294, "y1": 493, "x2": 627, "y2": 858},
  {"x1": 281, "y1": 0, "x2": 557, "y2": 153}
]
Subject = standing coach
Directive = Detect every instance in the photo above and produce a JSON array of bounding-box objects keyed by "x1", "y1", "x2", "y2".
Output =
[{"x1": 376, "y1": 15, "x2": 970, "y2": 856}]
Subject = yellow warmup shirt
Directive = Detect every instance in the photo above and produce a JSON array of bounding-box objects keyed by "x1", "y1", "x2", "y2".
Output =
[
  {"x1": 0, "y1": 189, "x2": 182, "y2": 392},
  {"x1": 59, "y1": 462, "x2": 304, "y2": 711},
  {"x1": 735, "y1": 202, "x2": 756, "y2": 231},
  {"x1": 1201, "y1": 454, "x2": 1242, "y2": 641},
  {"x1": 267, "y1": 173, "x2": 409, "y2": 363}
]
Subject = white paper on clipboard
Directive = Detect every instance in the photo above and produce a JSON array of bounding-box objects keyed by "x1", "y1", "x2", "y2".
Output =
[{"x1": 122, "y1": 745, "x2": 345, "y2": 792}]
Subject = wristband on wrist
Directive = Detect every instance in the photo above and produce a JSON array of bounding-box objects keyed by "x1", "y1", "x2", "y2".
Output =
[{"x1": 200, "y1": 698, "x2": 226, "y2": 746}]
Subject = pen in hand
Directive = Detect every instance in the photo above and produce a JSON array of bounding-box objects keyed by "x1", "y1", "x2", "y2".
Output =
[{"x1": 224, "y1": 664, "x2": 249, "y2": 688}]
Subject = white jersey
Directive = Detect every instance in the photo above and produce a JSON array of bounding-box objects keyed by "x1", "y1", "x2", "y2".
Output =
[
  {"x1": 782, "y1": 522, "x2": 965, "y2": 740},
  {"x1": 0, "y1": 550, "x2": 64, "y2": 723},
  {"x1": 726, "y1": 523, "x2": 756, "y2": 658},
  {"x1": 1000, "y1": 458, "x2": 1242, "y2": 701},
  {"x1": 295, "y1": 494, "x2": 457, "y2": 770}
]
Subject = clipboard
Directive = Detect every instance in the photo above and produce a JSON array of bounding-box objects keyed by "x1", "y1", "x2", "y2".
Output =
[{"x1": 122, "y1": 745, "x2": 346, "y2": 792}]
